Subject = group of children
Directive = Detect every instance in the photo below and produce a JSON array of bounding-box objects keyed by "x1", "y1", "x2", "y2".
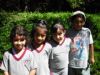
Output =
[{"x1": 0, "y1": 10, "x2": 95, "y2": 75}]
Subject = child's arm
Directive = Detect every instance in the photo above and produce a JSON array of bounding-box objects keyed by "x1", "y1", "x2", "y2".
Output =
[
  {"x1": 89, "y1": 29, "x2": 95, "y2": 64},
  {"x1": 1, "y1": 52, "x2": 9, "y2": 75},
  {"x1": 29, "y1": 69, "x2": 36, "y2": 75},
  {"x1": 89, "y1": 44, "x2": 95, "y2": 64},
  {"x1": 4, "y1": 71, "x2": 9, "y2": 75}
]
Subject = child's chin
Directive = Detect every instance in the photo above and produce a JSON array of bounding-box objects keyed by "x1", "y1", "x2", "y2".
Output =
[
  {"x1": 37, "y1": 42, "x2": 43, "y2": 45},
  {"x1": 16, "y1": 47, "x2": 23, "y2": 51}
]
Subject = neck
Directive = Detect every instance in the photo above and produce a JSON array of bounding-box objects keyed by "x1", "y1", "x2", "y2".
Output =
[
  {"x1": 33, "y1": 42, "x2": 45, "y2": 49},
  {"x1": 59, "y1": 37, "x2": 65, "y2": 45},
  {"x1": 14, "y1": 47, "x2": 25, "y2": 54}
]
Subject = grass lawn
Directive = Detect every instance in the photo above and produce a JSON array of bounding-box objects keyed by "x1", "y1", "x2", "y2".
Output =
[{"x1": 0, "y1": 51, "x2": 100, "y2": 75}]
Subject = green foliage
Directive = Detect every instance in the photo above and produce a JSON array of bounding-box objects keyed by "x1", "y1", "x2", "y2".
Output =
[
  {"x1": 86, "y1": 14, "x2": 100, "y2": 50},
  {"x1": 91, "y1": 51, "x2": 100, "y2": 75},
  {"x1": 66, "y1": 0, "x2": 85, "y2": 9}
]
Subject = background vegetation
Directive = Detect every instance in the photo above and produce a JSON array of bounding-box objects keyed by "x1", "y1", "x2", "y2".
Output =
[
  {"x1": 0, "y1": 0, "x2": 100, "y2": 13},
  {"x1": 0, "y1": 12, "x2": 100, "y2": 75}
]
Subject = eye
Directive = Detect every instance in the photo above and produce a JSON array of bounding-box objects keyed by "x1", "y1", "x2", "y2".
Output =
[
  {"x1": 13, "y1": 37, "x2": 19, "y2": 41},
  {"x1": 13, "y1": 39, "x2": 18, "y2": 41},
  {"x1": 42, "y1": 34, "x2": 46, "y2": 37},
  {"x1": 13, "y1": 38, "x2": 25, "y2": 42},
  {"x1": 58, "y1": 33, "x2": 62, "y2": 35},
  {"x1": 35, "y1": 33, "x2": 40, "y2": 37},
  {"x1": 20, "y1": 38, "x2": 25, "y2": 41}
]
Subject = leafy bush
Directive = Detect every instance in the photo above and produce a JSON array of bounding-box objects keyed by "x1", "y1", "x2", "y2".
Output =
[{"x1": 91, "y1": 51, "x2": 100, "y2": 75}]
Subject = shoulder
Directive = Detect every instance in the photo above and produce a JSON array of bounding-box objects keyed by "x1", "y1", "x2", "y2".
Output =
[
  {"x1": 82, "y1": 27, "x2": 91, "y2": 32},
  {"x1": 3, "y1": 51, "x2": 11, "y2": 59},
  {"x1": 25, "y1": 48, "x2": 33, "y2": 54},
  {"x1": 82, "y1": 27, "x2": 92, "y2": 35},
  {"x1": 4, "y1": 48, "x2": 13, "y2": 55},
  {"x1": 25, "y1": 48, "x2": 35, "y2": 58},
  {"x1": 65, "y1": 37, "x2": 71, "y2": 40},
  {"x1": 64, "y1": 37, "x2": 72, "y2": 45},
  {"x1": 65, "y1": 37, "x2": 71, "y2": 42},
  {"x1": 4, "y1": 51, "x2": 9, "y2": 56},
  {"x1": 45, "y1": 42, "x2": 52, "y2": 48},
  {"x1": 44, "y1": 42, "x2": 52, "y2": 52}
]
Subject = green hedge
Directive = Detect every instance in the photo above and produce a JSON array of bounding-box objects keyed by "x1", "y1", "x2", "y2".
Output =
[{"x1": 0, "y1": 11, "x2": 100, "y2": 75}]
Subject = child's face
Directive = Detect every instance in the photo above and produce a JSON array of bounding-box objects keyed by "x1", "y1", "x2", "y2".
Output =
[
  {"x1": 53, "y1": 28, "x2": 65, "y2": 43},
  {"x1": 73, "y1": 16, "x2": 85, "y2": 30},
  {"x1": 34, "y1": 27, "x2": 46, "y2": 45},
  {"x1": 13, "y1": 34, "x2": 26, "y2": 51}
]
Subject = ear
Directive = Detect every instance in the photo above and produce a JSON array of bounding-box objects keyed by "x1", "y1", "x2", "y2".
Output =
[{"x1": 83, "y1": 21, "x2": 85, "y2": 26}]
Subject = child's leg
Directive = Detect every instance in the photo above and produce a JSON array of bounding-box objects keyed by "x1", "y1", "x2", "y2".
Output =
[
  {"x1": 68, "y1": 67, "x2": 75, "y2": 75},
  {"x1": 68, "y1": 67, "x2": 83, "y2": 75}
]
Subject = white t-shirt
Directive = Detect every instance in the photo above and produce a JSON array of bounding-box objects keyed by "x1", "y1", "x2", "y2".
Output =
[
  {"x1": 32, "y1": 42, "x2": 52, "y2": 75},
  {"x1": 68, "y1": 27, "x2": 93, "y2": 68},
  {"x1": 0, "y1": 48, "x2": 37, "y2": 75},
  {"x1": 49, "y1": 37, "x2": 71, "y2": 69}
]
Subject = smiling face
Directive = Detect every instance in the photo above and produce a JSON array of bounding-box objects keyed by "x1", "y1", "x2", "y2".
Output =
[
  {"x1": 73, "y1": 16, "x2": 85, "y2": 30},
  {"x1": 53, "y1": 28, "x2": 65, "y2": 43},
  {"x1": 13, "y1": 34, "x2": 26, "y2": 51},
  {"x1": 34, "y1": 27, "x2": 47, "y2": 45}
]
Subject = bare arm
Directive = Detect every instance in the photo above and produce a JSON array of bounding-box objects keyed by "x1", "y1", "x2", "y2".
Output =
[
  {"x1": 4, "y1": 71, "x2": 9, "y2": 75},
  {"x1": 89, "y1": 44, "x2": 95, "y2": 64},
  {"x1": 29, "y1": 69, "x2": 36, "y2": 75}
]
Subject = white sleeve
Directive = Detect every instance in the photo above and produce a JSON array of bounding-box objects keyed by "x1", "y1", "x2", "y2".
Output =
[
  {"x1": 0, "y1": 52, "x2": 9, "y2": 72},
  {"x1": 89, "y1": 30, "x2": 93, "y2": 44}
]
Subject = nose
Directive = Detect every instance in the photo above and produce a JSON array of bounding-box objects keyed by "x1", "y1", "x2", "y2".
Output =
[
  {"x1": 38, "y1": 36, "x2": 42, "y2": 40},
  {"x1": 17, "y1": 41, "x2": 22, "y2": 45},
  {"x1": 78, "y1": 22, "x2": 82, "y2": 26},
  {"x1": 57, "y1": 35, "x2": 60, "y2": 39}
]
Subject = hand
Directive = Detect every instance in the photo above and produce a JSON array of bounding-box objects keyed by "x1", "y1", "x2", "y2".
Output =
[{"x1": 90, "y1": 57, "x2": 95, "y2": 64}]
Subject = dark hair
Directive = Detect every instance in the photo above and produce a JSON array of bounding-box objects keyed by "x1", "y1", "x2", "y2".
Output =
[
  {"x1": 70, "y1": 14, "x2": 85, "y2": 23},
  {"x1": 10, "y1": 25, "x2": 30, "y2": 46},
  {"x1": 51, "y1": 23, "x2": 65, "y2": 33},
  {"x1": 36, "y1": 20, "x2": 47, "y2": 27},
  {"x1": 31, "y1": 20, "x2": 47, "y2": 36}
]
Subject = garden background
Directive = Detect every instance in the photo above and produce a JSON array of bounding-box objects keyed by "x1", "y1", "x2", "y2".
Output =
[{"x1": 0, "y1": 0, "x2": 100, "y2": 75}]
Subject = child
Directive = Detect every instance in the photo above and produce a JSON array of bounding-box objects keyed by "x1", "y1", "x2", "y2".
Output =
[
  {"x1": 67, "y1": 11, "x2": 95, "y2": 75},
  {"x1": 31, "y1": 20, "x2": 52, "y2": 75},
  {"x1": 0, "y1": 25, "x2": 37, "y2": 75},
  {"x1": 49, "y1": 23, "x2": 71, "y2": 75}
]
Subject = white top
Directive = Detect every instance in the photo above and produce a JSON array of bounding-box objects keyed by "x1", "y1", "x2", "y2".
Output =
[
  {"x1": 49, "y1": 37, "x2": 71, "y2": 69},
  {"x1": 0, "y1": 48, "x2": 37, "y2": 75},
  {"x1": 32, "y1": 42, "x2": 52, "y2": 75},
  {"x1": 68, "y1": 27, "x2": 93, "y2": 68}
]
